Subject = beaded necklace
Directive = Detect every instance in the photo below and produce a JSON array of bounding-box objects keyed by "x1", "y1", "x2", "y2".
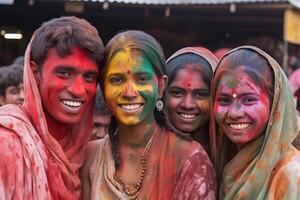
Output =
[{"x1": 114, "y1": 125, "x2": 158, "y2": 199}]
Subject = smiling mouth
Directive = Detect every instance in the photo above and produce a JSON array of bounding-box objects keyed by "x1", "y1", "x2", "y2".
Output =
[
  {"x1": 119, "y1": 104, "x2": 143, "y2": 112},
  {"x1": 228, "y1": 123, "x2": 251, "y2": 130},
  {"x1": 179, "y1": 113, "x2": 198, "y2": 119},
  {"x1": 61, "y1": 100, "x2": 83, "y2": 108}
]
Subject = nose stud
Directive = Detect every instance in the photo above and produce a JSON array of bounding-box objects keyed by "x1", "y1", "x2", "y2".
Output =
[{"x1": 233, "y1": 93, "x2": 237, "y2": 98}]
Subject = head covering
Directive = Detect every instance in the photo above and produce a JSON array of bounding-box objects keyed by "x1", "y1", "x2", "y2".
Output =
[
  {"x1": 0, "y1": 33, "x2": 94, "y2": 199},
  {"x1": 166, "y1": 47, "x2": 218, "y2": 72},
  {"x1": 210, "y1": 46, "x2": 300, "y2": 199}
]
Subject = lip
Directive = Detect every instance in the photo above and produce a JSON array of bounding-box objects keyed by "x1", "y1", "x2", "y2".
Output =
[
  {"x1": 177, "y1": 112, "x2": 199, "y2": 121},
  {"x1": 226, "y1": 122, "x2": 252, "y2": 130},
  {"x1": 118, "y1": 103, "x2": 144, "y2": 113},
  {"x1": 60, "y1": 99, "x2": 85, "y2": 114}
]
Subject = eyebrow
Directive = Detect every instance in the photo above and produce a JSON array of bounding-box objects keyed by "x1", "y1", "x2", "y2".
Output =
[
  {"x1": 56, "y1": 65, "x2": 98, "y2": 73},
  {"x1": 216, "y1": 92, "x2": 259, "y2": 97}
]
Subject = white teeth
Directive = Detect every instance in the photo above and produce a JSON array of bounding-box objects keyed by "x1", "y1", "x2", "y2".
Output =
[
  {"x1": 120, "y1": 104, "x2": 142, "y2": 110},
  {"x1": 62, "y1": 100, "x2": 82, "y2": 107},
  {"x1": 180, "y1": 113, "x2": 197, "y2": 119},
  {"x1": 229, "y1": 123, "x2": 250, "y2": 130}
]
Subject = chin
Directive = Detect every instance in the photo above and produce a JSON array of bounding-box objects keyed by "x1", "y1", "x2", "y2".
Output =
[{"x1": 55, "y1": 115, "x2": 82, "y2": 125}]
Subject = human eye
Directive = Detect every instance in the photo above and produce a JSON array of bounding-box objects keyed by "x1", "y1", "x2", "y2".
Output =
[
  {"x1": 193, "y1": 90, "x2": 209, "y2": 99},
  {"x1": 109, "y1": 76, "x2": 124, "y2": 85},
  {"x1": 216, "y1": 95, "x2": 231, "y2": 106},
  {"x1": 169, "y1": 88, "x2": 184, "y2": 97},
  {"x1": 84, "y1": 72, "x2": 98, "y2": 83},
  {"x1": 136, "y1": 74, "x2": 152, "y2": 84},
  {"x1": 241, "y1": 96, "x2": 258, "y2": 105},
  {"x1": 8, "y1": 87, "x2": 18, "y2": 95},
  {"x1": 55, "y1": 68, "x2": 71, "y2": 78}
]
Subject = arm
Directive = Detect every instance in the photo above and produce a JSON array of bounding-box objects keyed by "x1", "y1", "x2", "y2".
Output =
[
  {"x1": 0, "y1": 127, "x2": 23, "y2": 200},
  {"x1": 80, "y1": 140, "x2": 100, "y2": 200},
  {"x1": 172, "y1": 150, "x2": 217, "y2": 200}
]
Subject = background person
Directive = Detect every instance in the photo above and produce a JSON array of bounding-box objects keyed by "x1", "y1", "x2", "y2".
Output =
[
  {"x1": 90, "y1": 86, "x2": 112, "y2": 140},
  {"x1": 0, "y1": 64, "x2": 24, "y2": 106}
]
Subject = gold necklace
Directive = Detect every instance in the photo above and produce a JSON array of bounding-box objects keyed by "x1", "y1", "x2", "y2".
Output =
[{"x1": 114, "y1": 126, "x2": 158, "y2": 200}]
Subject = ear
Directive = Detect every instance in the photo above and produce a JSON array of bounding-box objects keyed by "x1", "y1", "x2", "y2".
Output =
[
  {"x1": 0, "y1": 95, "x2": 5, "y2": 106},
  {"x1": 30, "y1": 61, "x2": 41, "y2": 86},
  {"x1": 158, "y1": 75, "x2": 168, "y2": 98}
]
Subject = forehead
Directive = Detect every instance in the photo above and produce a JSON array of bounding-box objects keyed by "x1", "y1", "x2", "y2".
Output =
[
  {"x1": 43, "y1": 47, "x2": 98, "y2": 71},
  {"x1": 217, "y1": 71, "x2": 262, "y2": 94},
  {"x1": 171, "y1": 67, "x2": 207, "y2": 87},
  {"x1": 107, "y1": 50, "x2": 154, "y2": 74},
  {"x1": 93, "y1": 114, "x2": 111, "y2": 123}
]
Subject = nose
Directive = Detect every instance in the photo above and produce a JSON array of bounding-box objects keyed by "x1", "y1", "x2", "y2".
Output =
[
  {"x1": 180, "y1": 94, "x2": 196, "y2": 109},
  {"x1": 67, "y1": 77, "x2": 86, "y2": 97},
  {"x1": 122, "y1": 80, "x2": 138, "y2": 98},
  {"x1": 227, "y1": 101, "x2": 244, "y2": 119},
  {"x1": 19, "y1": 88, "x2": 24, "y2": 103}
]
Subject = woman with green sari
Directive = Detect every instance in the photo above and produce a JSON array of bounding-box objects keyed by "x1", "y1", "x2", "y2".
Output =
[{"x1": 211, "y1": 46, "x2": 300, "y2": 199}]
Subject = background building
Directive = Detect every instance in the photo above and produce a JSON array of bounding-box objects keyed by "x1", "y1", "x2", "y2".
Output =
[{"x1": 0, "y1": 0, "x2": 292, "y2": 67}]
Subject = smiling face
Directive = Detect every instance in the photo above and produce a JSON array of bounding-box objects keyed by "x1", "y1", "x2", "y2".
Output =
[
  {"x1": 104, "y1": 50, "x2": 161, "y2": 126},
  {"x1": 167, "y1": 67, "x2": 210, "y2": 133},
  {"x1": 1, "y1": 83, "x2": 24, "y2": 105},
  {"x1": 37, "y1": 47, "x2": 99, "y2": 124},
  {"x1": 214, "y1": 70, "x2": 271, "y2": 146}
]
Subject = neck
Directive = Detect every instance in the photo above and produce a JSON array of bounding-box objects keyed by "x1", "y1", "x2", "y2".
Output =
[
  {"x1": 117, "y1": 115, "x2": 157, "y2": 149},
  {"x1": 192, "y1": 123, "x2": 210, "y2": 150},
  {"x1": 236, "y1": 143, "x2": 246, "y2": 151},
  {"x1": 44, "y1": 111, "x2": 71, "y2": 141},
  {"x1": 193, "y1": 123, "x2": 209, "y2": 141}
]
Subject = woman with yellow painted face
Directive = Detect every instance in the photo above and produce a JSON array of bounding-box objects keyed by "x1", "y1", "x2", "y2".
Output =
[{"x1": 80, "y1": 30, "x2": 216, "y2": 200}]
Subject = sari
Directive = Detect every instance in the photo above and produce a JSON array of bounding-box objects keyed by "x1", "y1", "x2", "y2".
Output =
[
  {"x1": 210, "y1": 46, "x2": 300, "y2": 199},
  {"x1": 0, "y1": 35, "x2": 94, "y2": 199},
  {"x1": 89, "y1": 127, "x2": 216, "y2": 199}
]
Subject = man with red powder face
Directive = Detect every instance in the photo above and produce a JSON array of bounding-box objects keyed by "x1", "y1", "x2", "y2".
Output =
[{"x1": 0, "y1": 16, "x2": 104, "y2": 199}]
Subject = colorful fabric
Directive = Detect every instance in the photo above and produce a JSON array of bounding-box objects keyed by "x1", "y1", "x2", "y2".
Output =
[
  {"x1": 166, "y1": 47, "x2": 218, "y2": 72},
  {"x1": 289, "y1": 68, "x2": 300, "y2": 95},
  {"x1": 0, "y1": 35, "x2": 94, "y2": 199},
  {"x1": 210, "y1": 46, "x2": 300, "y2": 199},
  {"x1": 89, "y1": 127, "x2": 216, "y2": 199}
]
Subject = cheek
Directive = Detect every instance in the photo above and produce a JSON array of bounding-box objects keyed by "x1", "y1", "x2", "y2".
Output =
[
  {"x1": 40, "y1": 80, "x2": 63, "y2": 100},
  {"x1": 139, "y1": 84, "x2": 157, "y2": 101},
  {"x1": 214, "y1": 103, "x2": 227, "y2": 125},
  {"x1": 166, "y1": 96, "x2": 180, "y2": 110},
  {"x1": 137, "y1": 84, "x2": 155, "y2": 95},
  {"x1": 104, "y1": 82, "x2": 122, "y2": 100},
  {"x1": 253, "y1": 103, "x2": 270, "y2": 123},
  {"x1": 197, "y1": 99, "x2": 210, "y2": 113}
]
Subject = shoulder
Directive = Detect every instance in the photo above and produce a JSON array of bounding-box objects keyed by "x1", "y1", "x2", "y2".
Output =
[
  {"x1": 0, "y1": 126, "x2": 22, "y2": 170},
  {"x1": 81, "y1": 136, "x2": 110, "y2": 175},
  {"x1": 171, "y1": 137, "x2": 217, "y2": 199},
  {"x1": 166, "y1": 130, "x2": 209, "y2": 162}
]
